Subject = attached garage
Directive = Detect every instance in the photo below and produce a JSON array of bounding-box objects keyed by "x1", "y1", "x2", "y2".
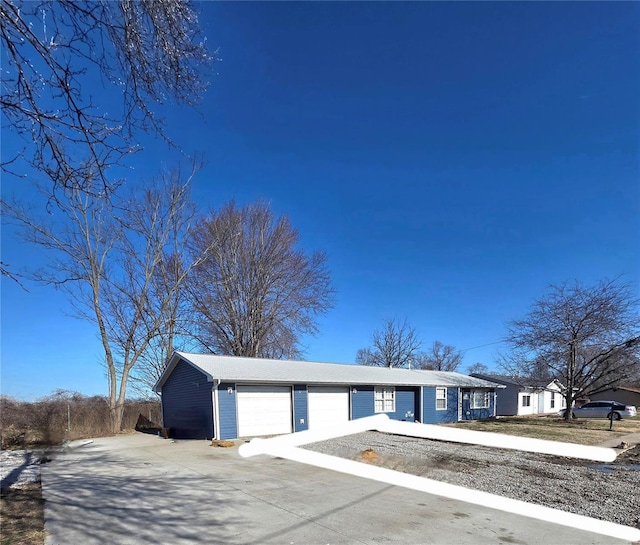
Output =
[
  {"x1": 236, "y1": 385, "x2": 293, "y2": 437},
  {"x1": 307, "y1": 386, "x2": 350, "y2": 430}
]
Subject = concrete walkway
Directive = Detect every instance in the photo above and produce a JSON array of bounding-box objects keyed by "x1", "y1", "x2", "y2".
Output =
[{"x1": 40, "y1": 433, "x2": 637, "y2": 545}]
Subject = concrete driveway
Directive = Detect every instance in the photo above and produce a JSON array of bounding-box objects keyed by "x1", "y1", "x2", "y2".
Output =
[{"x1": 41, "y1": 433, "x2": 634, "y2": 545}]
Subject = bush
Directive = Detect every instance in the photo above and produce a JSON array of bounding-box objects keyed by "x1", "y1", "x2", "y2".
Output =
[{"x1": 0, "y1": 392, "x2": 161, "y2": 449}]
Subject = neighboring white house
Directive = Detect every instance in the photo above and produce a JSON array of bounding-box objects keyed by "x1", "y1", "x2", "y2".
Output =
[{"x1": 470, "y1": 374, "x2": 566, "y2": 416}]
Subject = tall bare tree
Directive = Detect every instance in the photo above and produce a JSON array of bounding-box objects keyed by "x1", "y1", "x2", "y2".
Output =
[
  {"x1": 129, "y1": 252, "x2": 194, "y2": 398},
  {"x1": 2, "y1": 167, "x2": 199, "y2": 432},
  {"x1": 356, "y1": 318, "x2": 421, "y2": 368},
  {"x1": 186, "y1": 201, "x2": 335, "y2": 358},
  {"x1": 1, "y1": 0, "x2": 213, "y2": 196},
  {"x1": 503, "y1": 279, "x2": 640, "y2": 419},
  {"x1": 413, "y1": 341, "x2": 462, "y2": 371}
]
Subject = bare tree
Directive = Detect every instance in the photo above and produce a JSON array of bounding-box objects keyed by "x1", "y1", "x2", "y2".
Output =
[
  {"x1": 503, "y1": 279, "x2": 640, "y2": 420},
  {"x1": 467, "y1": 362, "x2": 490, "y2": 375},
  {"x1": 356, "y1": 318, "x2": 421, "y2": 368},
  {"x1": 128, "y1": 253, "x2": 192, "y2": 397},
  {"x1": 2, "y1": 167, "x2": 199, "y2": 432},
  {"x1": 186, "y1": 201, "x2": 335, "y2": 358},
  {"x1": 413, "y1": 341, "x2": 462, "y2": 371},
  {"x1": 1, "y1": 0, "x2": 213, "y2": 196}
]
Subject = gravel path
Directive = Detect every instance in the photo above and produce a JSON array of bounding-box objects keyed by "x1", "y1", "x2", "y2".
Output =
[{"x1": 304, "y1": 431, "x2": 640, "y2": 530}]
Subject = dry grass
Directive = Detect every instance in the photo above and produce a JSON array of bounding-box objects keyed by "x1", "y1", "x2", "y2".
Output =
[
  {"x1": 0, "y1": 483, "x2": 46, "y2": 545},
  {"x1": 443, "y1": 416, "x2": 640, "y2": 445}
]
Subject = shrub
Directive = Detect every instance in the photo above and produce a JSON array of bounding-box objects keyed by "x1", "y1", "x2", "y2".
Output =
[{"x1": 0, "y1": 392, "x2": 161, "y2": 448}]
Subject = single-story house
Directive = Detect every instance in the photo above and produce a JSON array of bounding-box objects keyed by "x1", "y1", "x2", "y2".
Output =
[
  {"x1": 587, "y1": 386, "x2": 640, "y2": 408},
  {"x1": 154, "y1": 352, "x2": 503, "y2": 440},
  {"x1": 470, "y1": 374, "x2": 565, "y2": 416}
]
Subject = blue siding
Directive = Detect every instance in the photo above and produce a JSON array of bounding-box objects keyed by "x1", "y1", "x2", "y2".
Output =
[
  {"x1": 293, "y1": 385, "x2": 308, "y2": 432},
  {"x1": 161, "y1": 359, "x2": 214, "y2": 439},
  {"x1": 423, "y1": 387, "x2": 460, "y2": 423},
  {"x1": 462, "y1": 388, "x2": 495, "y2": 420},
  {"x1": 217, "y1": 383, "x2": 237, "y2": 440},
  {"x1": 496, "y1": 385, "x2": 519, "y2": 416},
  {"x1": 387, "y1": 387, "x2": 418, "y2": 421},
  {"x1": 350, "y1": 386, "x2": 418, "y2": 421},
  {"x1": 351, "y1": 386, "x2": 375, "y2": 419}
]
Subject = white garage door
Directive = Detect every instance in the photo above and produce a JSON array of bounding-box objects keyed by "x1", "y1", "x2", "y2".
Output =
[
  {"x1": 308, "y1": 386, "x2": 350, "y2": 430},
  {"x1": 236, "y1": 385, "x2": 293, "y2": 437}
]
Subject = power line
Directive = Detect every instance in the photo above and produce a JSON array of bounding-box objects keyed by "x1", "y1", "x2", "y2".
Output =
[{"x1": 459, "y1": 339, "x2": 507, "y2": 354}]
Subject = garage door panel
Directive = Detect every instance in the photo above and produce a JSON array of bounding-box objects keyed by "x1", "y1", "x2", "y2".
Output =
[
  {"x1": 308, "y1": 386, "x2": 350, "y2": 430},
  {"x1": 237, "y1": 385, "x2": 292, "y2": 437}
]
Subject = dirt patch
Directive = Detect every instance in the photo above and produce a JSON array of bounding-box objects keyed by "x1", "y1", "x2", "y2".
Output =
[
  {"x1": 615, "y1": 444, "x2": 640, "y2": 464},
  {"x1": 357, "y1": 448, "x2": 379, "y2": 462},
  {"x1": 211, "y1": 440, "x2": 235, "y2": 448},
  {"x1": 0, "y1": 482, "x2": 46, "y2": 545}
]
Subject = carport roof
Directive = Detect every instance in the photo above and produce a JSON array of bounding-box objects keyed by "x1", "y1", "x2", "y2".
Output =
[{"x1": 154, "y1": 352, "x2": 503, "y2": 392}]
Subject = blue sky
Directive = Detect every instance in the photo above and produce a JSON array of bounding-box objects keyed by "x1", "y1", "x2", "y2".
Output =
[{"x1": 2, "y1": 2, "x2": 639, "y2": 400}]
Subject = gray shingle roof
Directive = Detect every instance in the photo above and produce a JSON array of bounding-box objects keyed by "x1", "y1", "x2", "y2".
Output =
[
  {"x1": 471, "y1": 373, "x2": 559, "y2": 389},
  {"x1": 154, "y1": 352, "x2": 502, "y2": 392}
]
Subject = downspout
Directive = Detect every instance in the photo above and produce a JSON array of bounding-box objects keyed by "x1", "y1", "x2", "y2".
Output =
[{"x1": 212, "y1": 379, "x2": 221, "y2": 440}]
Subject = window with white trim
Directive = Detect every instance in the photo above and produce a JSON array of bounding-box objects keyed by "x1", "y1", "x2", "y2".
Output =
[
  {"x1": 471, "y1": 390, "x2": 490, "y2": 409},
  {"x1": 435, "y1": 387, "x2": 447, "y2": 410},
  {"x1": 522, "y1": 394, "x2": 531, "y2": 407},
  {"x1": 374, "y1": 387, "x2": 395, "y2": 413},
  {"x1": 550, "y1": 392, "x2": 555, "y2": 409}
]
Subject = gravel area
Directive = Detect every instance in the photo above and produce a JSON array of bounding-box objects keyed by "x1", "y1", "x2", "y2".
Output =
[{"x1": 304, "y1": 431, "x2": 640, "y2": 530}]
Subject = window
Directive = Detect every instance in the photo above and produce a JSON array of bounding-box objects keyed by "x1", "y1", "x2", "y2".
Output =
[
  {"x1": 375, "y1": 387, "x2": 395, "y2": 413},
  {"x1": 550, "y1": 392, "x2": 555, "y2": 409},
  {"x1": 436, "y1": 387, "x2": 447, "y2": 410},
  {"x1": 522, "y1": 395, "x2": 531, "y2": 407},
  {"x1": 471, "y1": 390, "x2": 490, "y2": 409}
]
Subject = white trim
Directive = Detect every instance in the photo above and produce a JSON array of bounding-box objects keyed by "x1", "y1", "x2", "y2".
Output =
[
  {"x1": 435, "y1": 387, "x2": 447, "y2": 411},
  {"x1": 471, "y1": 390, "x2": 490, "y2": 409},
  {"x1": 212, "y1": 380, "x2": 220, "y2": 440},
  {"x1": 374, "y1": 386, "x2": 396, "y2": 413}
]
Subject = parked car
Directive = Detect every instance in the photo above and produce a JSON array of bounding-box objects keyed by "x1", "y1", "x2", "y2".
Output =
[{"x1": 562, "y1": 401, "x2": 637, "y2": 420}]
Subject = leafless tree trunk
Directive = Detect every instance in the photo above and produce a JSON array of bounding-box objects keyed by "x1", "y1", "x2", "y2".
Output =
[
  {"x1": 185, "y1": 201, "x2": 335, "y2": 359},
  {"x1": 356, "y1": 318, "x2": 422, "y2": 368},
  {"x1": 3, "y1": 166, "x2": 199, "y2": 433},
  {"x1": 503, "y1": 279, "x2": 640, "y2": 420},
  {"x1": 413, "y1": 341, "x2": 462, "y2": 371},
  {"x1": 1, "y1": 0, "x2": 213, "y2": 197}
]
